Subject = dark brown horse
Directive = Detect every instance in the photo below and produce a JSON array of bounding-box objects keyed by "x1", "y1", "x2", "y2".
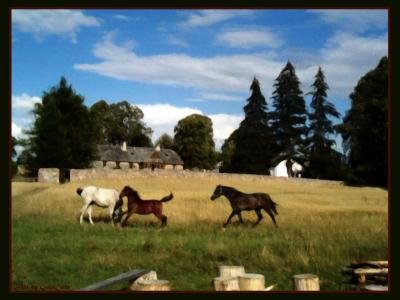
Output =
[
  {"x1": 210, "y1": 185, "x2": 278, "y2": 228},
  {"x1": 118, "y1": 186, "x2": 173, "y2": 227}
]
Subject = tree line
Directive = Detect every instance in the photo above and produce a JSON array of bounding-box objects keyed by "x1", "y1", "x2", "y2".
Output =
[{"x1": 12, "y1": 56, "x2": 388, "y2": 187}]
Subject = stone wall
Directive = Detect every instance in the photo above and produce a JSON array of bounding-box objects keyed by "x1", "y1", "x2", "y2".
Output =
[
  {"x1": 69, "y1": 168, "x2": 342, "y2": 185},
  {"x1": 38, "y1": 168, "x2": 60, "y2": 183}
]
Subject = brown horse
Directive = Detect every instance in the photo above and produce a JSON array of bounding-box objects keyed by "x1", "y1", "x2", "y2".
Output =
[
  {"x1": 211, "y1": 185, "x2": 278, "y2": 228},
  {"x1": 118, "y1": 186, "x2": 173, "y2": 227}
]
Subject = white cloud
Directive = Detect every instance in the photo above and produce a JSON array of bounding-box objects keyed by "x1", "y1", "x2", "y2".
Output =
[
  {"x1": 200, "y1": 92, "x2": 243, "y2": 102},
  {"x1": 308, "y1": 9, "x2": 388, "y2": 33},
  {"x1": 12, "y1": 93, "x2": 41, "y2": 109},
  {"x1": 136, "y1": 103, "x2": 201, "y2": 142},
  {"x1": 75, "y1": 31, "x2": 387, "y2": 101},
  {"x1": 180, "y1": 10, "x2": 255, "y2": 27},
  {"x1": 12, "y1": 9, "x2": 101, "y2": 42},
  {"x1": 113, "y1": 14, "x2": 131, "y2": 21},
  {"x1": 12, "y1": 122, "x2": 26, "y2": 139},
  {"x1": 134, "y1": 103, "x2": 242, "y2": 150},
  {"x1": 209, "y1": 114, "x2": 242, "y2": 149},
  {"x1": 166, "y1": 35, "x2": 189, "y2": 48},
  {"x1": 74, "y1": 33, "x2": 283, "y2": 93},
  {"x1": 216, "y1": 28, "x2": 283, "y2": 49},
  {"x1": 311, "y1": 32, "x2": 388, "y2": 97},
  {"x1": 12, "y1": 93, "x2": 40, "y2": 140}
]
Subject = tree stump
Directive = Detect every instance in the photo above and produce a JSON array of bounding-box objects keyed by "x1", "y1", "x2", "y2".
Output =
[
  {"x1": 293, "y1": 274, "x2": 320, "y2": 291},
  {"x1": 218, "y1": 265, "x2": 245, "y2": 278},
  {"x1": 213, "y1": 277, "x2": 240, "y2": 291},
  {"x1": 238, "y1": 273, "x2": 265, "y2": 291},
  {"x1": 131, "y1": 279, "x2": 171, "y2": 291}
]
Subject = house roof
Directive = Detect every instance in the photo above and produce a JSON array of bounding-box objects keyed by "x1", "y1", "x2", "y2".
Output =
[{"x1": 97, "y1": 144, "x2": 183, "y2": 165}]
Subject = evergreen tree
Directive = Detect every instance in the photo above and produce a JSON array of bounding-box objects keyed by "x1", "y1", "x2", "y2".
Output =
[
  {"x1": 221, "y1": 77, "x2": 274, "y2": 174},
  {"x1": 337, "y1": 57, "x2": 388, "y2": 187},
  {"x1": 174, "y1": 114, "x2": 216, "y2": 170},
  {"x1": 24, "y1": 77, "x2": 99, "y2": 177},
  {"x1": 271, "y1": 61, "x2": 307, "y2": 166},
  {"x1": 306, "y1": 67, "x2": 342, "y2": 179}
]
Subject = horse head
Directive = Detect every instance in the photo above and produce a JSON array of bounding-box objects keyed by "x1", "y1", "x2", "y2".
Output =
[
  {"x1": 211, "y1": 185, "x2": 224, "y2": 200},
  {"x1": 119, "y1": 186, "x2": 132, "y2": 198}
]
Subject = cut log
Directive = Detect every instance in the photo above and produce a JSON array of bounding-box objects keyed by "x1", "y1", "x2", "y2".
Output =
[
  {"x1": 353, "y1": 268, "x2": 388, "y2": 276},
  {"x1": 131, "y1": 279, "x2": 171, "y2": 291},
  {"x1": 129, "y1": 270, "x2": 158, "y2": 290},
  {"x1": 293, "y1": 274, "x2": 320, "y2": 291},
  {"x1": 238, "y1": 273, "x2": 265, "y2": 291},
  {"x1": 351, "y1": 260, "x2": 388, "y2": 268},
  {"x1": 218, "y1": 265, "x2": 245, "y2": 278},
  {"x1": 213, "y1": 277, "x2": 240, "y2": 291},
  {"x1": 362, "y1": 284, "x2": 388, "y2": 291}
]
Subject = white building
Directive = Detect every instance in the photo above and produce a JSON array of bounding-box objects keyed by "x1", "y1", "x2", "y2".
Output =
[{"x1": 269, "y1": 159, "x2": 304, "y2": 178}]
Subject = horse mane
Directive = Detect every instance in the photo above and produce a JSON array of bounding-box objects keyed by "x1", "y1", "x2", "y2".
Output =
[
  {"x1": 220, "y1": 185, "x2": 242, "y2": 195},
  {"x1": 123, "y1": 186, "x2": 142, "y2": 201}
]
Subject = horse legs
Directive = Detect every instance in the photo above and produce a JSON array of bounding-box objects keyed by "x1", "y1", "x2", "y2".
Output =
[
  {"x1": 254, "y1": 208, "x2": 263, "y2": 225},
  {"x1": 153, "y1": 212, "x2": 168, "y2": 227},
  {"x1": 80, "y1": 203, "x2": 90, "y2": 224},
  {"x1": 264, "y1": 209, "x2": 278, "y2": 228},
  {"x1": 108, "y1": 206, "x2": 114, "y2": 226},
  {"x1": 121, "y1": 210, "x2": 134, "y2": 227},
  {"x1": 223, "y1": 211, "x2": 239, "y2": 228},
  {"x1": 237, "y1": 211, "x2": 244, "y2": 224},
  {"x1": 87, "y1": 205, "x2": 94, "y2": 225}
]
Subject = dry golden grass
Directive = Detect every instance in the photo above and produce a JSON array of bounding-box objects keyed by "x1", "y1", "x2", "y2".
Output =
[
  {"x1": 11, "y1": 175, "x2": 388, "y2": 291},
  {"x1": 12, "y1": 176, "x2": 388, "y2": 226}
]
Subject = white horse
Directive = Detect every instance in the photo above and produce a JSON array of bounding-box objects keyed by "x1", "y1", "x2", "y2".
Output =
[{"x1": 76, "y1": 186, "x2": 123, "y2": 225}]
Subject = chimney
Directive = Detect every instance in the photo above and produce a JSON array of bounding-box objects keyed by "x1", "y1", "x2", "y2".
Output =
[{"x1": 121, "y1": 141, "x2": 127, "y2": 151}]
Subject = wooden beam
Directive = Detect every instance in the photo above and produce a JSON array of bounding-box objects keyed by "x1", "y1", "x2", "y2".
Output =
[{"x1": 79, "y1": 269, "x2": 150, "y2": 291}]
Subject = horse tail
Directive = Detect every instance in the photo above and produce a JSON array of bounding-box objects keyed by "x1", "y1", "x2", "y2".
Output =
[
  {"x1": 270, "y1": 198, "x2": 278, "y2": 215},
  {"x1": 76, "y1": 187, "x2": 83, "y2": 196},
  {"x1": 161, "y1": 193, "x2": 173, "y2": 202}
]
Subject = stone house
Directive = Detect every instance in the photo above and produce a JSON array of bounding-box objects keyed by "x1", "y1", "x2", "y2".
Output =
[{"x1": 93, "y1": 142, "x2": 184, "y2": 171}]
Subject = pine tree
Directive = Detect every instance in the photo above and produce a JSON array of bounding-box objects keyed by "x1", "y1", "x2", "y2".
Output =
[
  {"x1": 337, "y1": 57, "x2": 388, "y2": 186},
  {"x1": 271, "y1": 61, "x2": 307, "y2": 164},
  {"x1": 306, "y1": 67, "x2": 342, "y2": 179},
  {"x1": 222, "y1": 77, "x2": 274, "y2": 174},
  {"x1": 24, "y1": 77, "x2": 99, "y2": 177}
]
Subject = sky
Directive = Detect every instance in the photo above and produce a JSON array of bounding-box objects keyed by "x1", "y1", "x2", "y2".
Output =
[{"x1": 11, "y1": 9, "x2": 388, "y2": 153}]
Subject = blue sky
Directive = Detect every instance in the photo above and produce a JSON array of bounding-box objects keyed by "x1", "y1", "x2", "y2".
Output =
[{"x1": 11, "y1": 9, "x2": 388, "y2": 152}]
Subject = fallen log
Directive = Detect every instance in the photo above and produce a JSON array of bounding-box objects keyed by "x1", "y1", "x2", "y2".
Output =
[
  {"x1": 131, "y1": 279, "x2": 171, "y2": 291},
  {"x1": 79, "y1": 269, "x2": 150, "y2": 291},
  {"x1": 351, "y1": 260, "x2": 388, "y2": 268},
  {"x1": 129, "y1": 270, "x2": 158, "y2": 290},
  {"x1": 362, "y1": 284, "x2": 388, "y2": 291},
  {"x1": 353, "y1": 268, "x2": 388, "y2": 276}
]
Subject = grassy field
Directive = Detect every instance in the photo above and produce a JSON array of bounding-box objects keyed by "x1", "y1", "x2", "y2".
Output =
[{"x1": 11, "y1": 175, "x2": 388, "y2": 291}]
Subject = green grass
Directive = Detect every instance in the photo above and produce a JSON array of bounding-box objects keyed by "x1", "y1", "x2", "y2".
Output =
[{"x1": 11, "y1": 177, "x2": 388, "y2": 291}]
